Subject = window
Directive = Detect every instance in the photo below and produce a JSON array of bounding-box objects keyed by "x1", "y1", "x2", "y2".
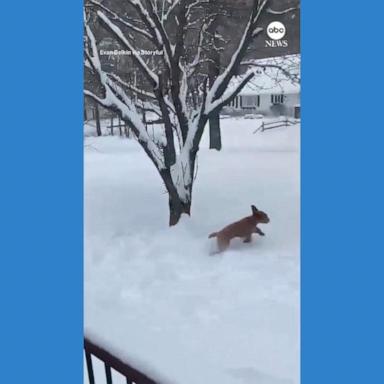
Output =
[
  {"x1": 271, "y1": 94, "x2": 285, "y2": 104},
  {"x1": 241, "y1": 95, "x2": 260, "y2": 109}
]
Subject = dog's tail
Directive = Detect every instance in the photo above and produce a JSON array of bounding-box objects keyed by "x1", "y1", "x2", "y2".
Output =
[{"x1": 208, "y1": 232, "x2": 218, "y2": 239}]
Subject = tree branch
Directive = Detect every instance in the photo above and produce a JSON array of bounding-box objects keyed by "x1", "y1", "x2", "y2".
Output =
[
  {"x1": 206, "y1": 0, "x2": 268, "y2": 108},
  {"x1": 84, "y1": 13, "x2": 164, "y2": 169},
  {"x1": 86, "y1": 0, "x2": 154, "y2": 41},
  {"x1": 266, "y1": 6, "x2": 298, "y2": 15},
  {"x1": 107, "y1": 73, "x2": 156, "y2": 99},
  {"x1": 206, "y1": 72, "x2": 255, "y2": 115},
  {"x1": 96, "y1": 10, "x2": 159, "y2": 87}
]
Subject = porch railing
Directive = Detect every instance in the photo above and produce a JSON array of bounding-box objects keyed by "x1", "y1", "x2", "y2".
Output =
[{"x1": 84, "y1": 337, "x2": 158, "y2": 384}]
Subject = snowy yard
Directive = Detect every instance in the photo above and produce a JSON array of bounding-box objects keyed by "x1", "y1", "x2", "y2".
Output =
[{"x1": 84, "y1": 117, "x2": 300, "y2": 384}]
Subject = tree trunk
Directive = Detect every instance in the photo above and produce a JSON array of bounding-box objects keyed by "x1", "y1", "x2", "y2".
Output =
[
  {"x1": 160, "y1": 169, "x2": 192, "y2": 226},
  {"x1": 209, "y1": 113, "x2": 222, "y2": 151},
  {"x1": 95, "y1": 104, "x2": 102, "y2": 137},
  {"x1": 168, "y1": 197, "x2": 191, "y2": 226},
  {"x1": 208, "y1": 26, "x2": 222, "y2": 151}
]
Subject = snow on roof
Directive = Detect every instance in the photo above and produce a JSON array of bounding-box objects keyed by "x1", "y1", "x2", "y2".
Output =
[{"x1": 232, "y1": 54, "x2": 300, "y2": 95}]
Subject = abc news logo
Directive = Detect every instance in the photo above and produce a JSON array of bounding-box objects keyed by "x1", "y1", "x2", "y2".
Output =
[{"x1": 265, "y1": 21, "x2": 288, "y2": 48}]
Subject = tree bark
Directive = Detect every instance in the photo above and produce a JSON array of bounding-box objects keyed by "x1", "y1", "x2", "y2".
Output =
[
  {"x1": 209, "y1": 113, "x2": 222, "y2": 151},
  {"x1": 208, "y1": 26, "x2": 222, "y2": 151},
  {"x1": 160, "y1": 169, "x2": 192, "y2": 226},
  {"x1": 168, "y1": 197, "x2": 191, "y2": 227},
  {"x1": 95, "y1": 104, "x2": 102, "y2": 137}
]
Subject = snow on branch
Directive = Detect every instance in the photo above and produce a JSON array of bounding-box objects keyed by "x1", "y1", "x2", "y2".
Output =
[
  {"x1": 163, "y1": 0, "x2": 207, "y2": 22},
  {"x1": 96, "y1": 11, "x2": 159, "y2": 87},
  {"x1": 142, "y1": 0, "x2": 175, "y2": 67},
  {"x1": 185, "y1": 0, "x2": 208, "y2": 17},
  {"x1": 121, "y1": 0, "x2": 177, "y2": 72},
  {"x1": 252, "y1": 27, "x2": 264, "y2": 38},
  {"x1": 237, "y1": 55, "x2": 300, "y2": 95},
  {"x1": 205, "y1": 71, "x2": 255, "y2": 115},
  {"x1": 84, "y1": 13, "x2": 164, "y2": 169},
  {"x1": 187, "y1": 11, "x2": 218, "y2": 74},
  {"x1": 240, "y1": 61, "x2": 300, "y2": 85},
  {"x1": 84, "y1": 14, "x2": 102, "y2": 73},
  {"x1": 107, "y1": 73, "x2": 156, "y2": 100},
  {"x1": 205, "y1": 0, "x2": 268, "y2": 110},
  {"x1": 127, "y1": 0, "x2": 165, "y2": 45},
  {"x1": 266, "y1": 6, "x2": 299, "y2": 15},
  {"x1": 164, "y1": 0, "x2": 182, "y2": 21},
  {"x1": 86, "y1": 0, "x2": 154, "y2": 41}
]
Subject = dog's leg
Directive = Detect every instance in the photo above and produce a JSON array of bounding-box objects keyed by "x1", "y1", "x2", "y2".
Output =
[
  {"x1": 243, "y1": 234, "x2": 252, "y2": 243},
  {"x1": 217, "y1": 236, "x2": 230, "y2": 253},
  {"x1": 253, "y1": 227, "x2": 265, "y2": 236}
]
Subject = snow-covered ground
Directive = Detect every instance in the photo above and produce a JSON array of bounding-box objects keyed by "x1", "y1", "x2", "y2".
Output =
[{"x1": 84, "y1": 117, "x2": 300, "y2": 384}]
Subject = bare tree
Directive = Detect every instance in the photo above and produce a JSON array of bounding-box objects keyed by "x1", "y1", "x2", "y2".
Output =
[{"x1": 84, "y1": 0, "x2": 297, "y2": 226}]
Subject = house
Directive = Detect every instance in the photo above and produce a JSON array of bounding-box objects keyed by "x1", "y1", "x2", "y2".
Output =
[{"x1": 224, "y1": 54, "x2": 301, "y2": 118}]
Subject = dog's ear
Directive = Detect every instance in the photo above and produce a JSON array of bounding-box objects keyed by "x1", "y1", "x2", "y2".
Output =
[{"x1": 251, "y1": 205, "x2": 258, "y2": 215}]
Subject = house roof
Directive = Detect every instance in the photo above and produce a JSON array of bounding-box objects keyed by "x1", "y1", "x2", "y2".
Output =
[{"x1": 231, "y1": 54, "x2": 300, "y2": 96}]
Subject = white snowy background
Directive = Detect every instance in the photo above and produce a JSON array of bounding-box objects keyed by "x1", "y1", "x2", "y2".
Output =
[{"x1": 84, "y1": 117, "x2": 300, "y2": 384}]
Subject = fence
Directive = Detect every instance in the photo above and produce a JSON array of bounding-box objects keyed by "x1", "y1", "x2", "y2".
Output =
[
  {"x1": 85, "y1": 108, "x2": 164, "y2": 138},
  {"x1": 253, "y1": 118, "x2": 300, "y2": 134},
  {"x1": 84, "y1": 338, "x2": 158, "y2": 384},
  {"x1": 107, "y1": 116, "x2": 131, "y2": 138}
]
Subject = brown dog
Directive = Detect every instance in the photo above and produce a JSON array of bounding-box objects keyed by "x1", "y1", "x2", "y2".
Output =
[{"x1": 209, "y1": 205, "x2": 270, "y2": 253}]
